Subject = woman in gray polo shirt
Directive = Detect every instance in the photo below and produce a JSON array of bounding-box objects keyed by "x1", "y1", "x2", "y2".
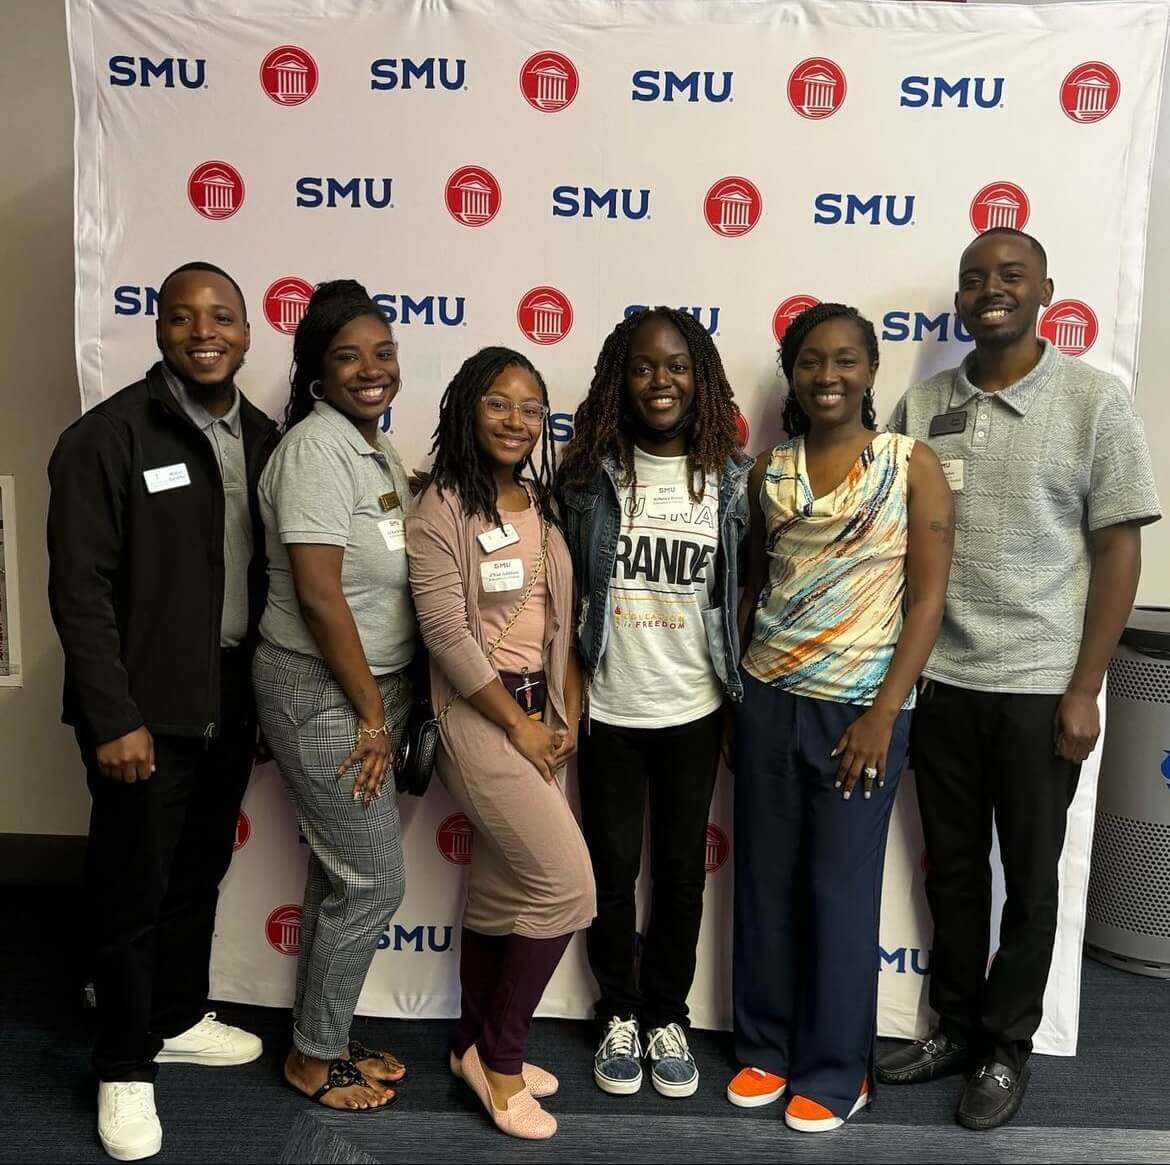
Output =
[{"x1": 253, "y1": 280, "x2": 416, "y2": 1113}]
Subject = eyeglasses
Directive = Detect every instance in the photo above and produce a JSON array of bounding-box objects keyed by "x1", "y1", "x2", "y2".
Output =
[{"x1": 479, "y1": 395, "x2": 548, "y2": 424}]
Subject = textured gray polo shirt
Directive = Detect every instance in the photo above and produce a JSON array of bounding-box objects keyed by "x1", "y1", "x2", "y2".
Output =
[
  {"x1": 258, "y1": 401, "x2": 416, "y2": 674},
  {"x1": 888, "y1": 341, "x2": 1160, "y2": 694},
  {"x1": 163, "y1": 364, "x2": 251, "y2": 648}
]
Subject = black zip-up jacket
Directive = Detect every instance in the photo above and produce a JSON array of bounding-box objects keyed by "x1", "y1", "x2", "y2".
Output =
[{"x1": 47, "y1": 363, "x2": 280, "y2": 744}]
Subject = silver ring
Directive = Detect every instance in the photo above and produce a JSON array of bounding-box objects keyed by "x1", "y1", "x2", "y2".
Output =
[{"x1": 863, "y1": 766, "x2": 879, "y2": 780}]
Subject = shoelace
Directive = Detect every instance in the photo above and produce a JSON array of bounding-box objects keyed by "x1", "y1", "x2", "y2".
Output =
[
  {"x1": 647, "y1": 1023, "x2": 690, "y2": 1061},
  {"x1": 189, "y1": 1011, "x2": 231, "y2": 1041},
  {"x1": 108, "y1": 1084, "x2": 155, "y2": 1124},
  {"x1": 602, "y1": 1018, "x2": 641, "y2": 1059}
]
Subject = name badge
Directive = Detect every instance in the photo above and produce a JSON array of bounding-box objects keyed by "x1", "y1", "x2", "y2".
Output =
[
  {"x1": 143, "y1": 463, "x2": 191, "y2": 493},
  {"x1": 480, "y1": 558, "x2": 524, "y2": 593},
  {"x1": 940, "y1": 459, "x2": 965, "y2": 492},
  {"x1": 378, "y1": 490, "x2": 401, "y2": 513},
  {"x1": 477, "y1": 524, "x2": 520, "y2": 553},
  {"x1": 651, "y1": 483, "x2": 688, "y2": 509},
  {"x1": 378, "y1": 517, "x2": 406, "y2": 551},
  {"x1": 929, "y1": 410, "x2": 968, "y2": 438}
]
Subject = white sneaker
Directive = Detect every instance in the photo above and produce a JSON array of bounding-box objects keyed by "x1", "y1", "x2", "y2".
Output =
[
  {"x1": 155, "y1": 1011, "x2": 262, "y2": 1066},
  {"x1": 97, "y1": 1082, "x2": 162, "y2": 1161}
]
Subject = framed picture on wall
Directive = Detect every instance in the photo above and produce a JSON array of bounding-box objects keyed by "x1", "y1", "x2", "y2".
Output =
[{"x1": 0, "y1": 475, "x2": 22, "y2": 687}]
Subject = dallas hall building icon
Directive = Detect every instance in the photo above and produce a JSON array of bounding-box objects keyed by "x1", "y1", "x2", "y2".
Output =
[
  {"x1": 526, "y1": 56, "x2": 573, "y2": 110},
  {"x1": 792, "y1": 62, "x2": 841, "y2": 116},
  {"x1": 193, "y1": 166, "x2": 240, "y2": 218},
  {"x1": 266, "y1": 51, "x2": 312, "y2": 104}
]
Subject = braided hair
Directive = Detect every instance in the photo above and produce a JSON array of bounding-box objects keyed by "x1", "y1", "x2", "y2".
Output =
[
  {"x1": 778, "y1": 302, "x2": 879, "y2": 438},
  {"x1": 427, "y1": 346, "x2": 558, "y2": 530},
  {"x1": 282, "y1": 279, "x2": 390, "y2": 432},
  {"x1": 559, "y1": 307, "x2": 738, "y2": 503}
]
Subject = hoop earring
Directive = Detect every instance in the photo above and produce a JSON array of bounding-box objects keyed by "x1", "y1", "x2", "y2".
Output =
[{"x1": 309, "y1": 379, "x2": 325, "y2": 400}]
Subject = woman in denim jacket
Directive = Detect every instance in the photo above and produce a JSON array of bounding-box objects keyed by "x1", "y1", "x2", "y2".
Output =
[{"x1": 558, "y1": 306, "x2": 751, "y2": 1100}]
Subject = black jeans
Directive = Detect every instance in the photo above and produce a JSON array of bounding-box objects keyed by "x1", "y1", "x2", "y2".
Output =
[
  {"x1": 912, "y1": 681, "x2": 1081, "y2": 1072},
  {"x1": 81, "y1": 649, "x2": 256, "y2": 1082},
  {"x1": 578, "y1": 709, "x2": 722, "y2": 1031}
]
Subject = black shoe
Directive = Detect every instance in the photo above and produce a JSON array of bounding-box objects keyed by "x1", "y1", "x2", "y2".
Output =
[
  {"x1": 876, "y1": 1030, "x2": 973, "y2": 1085},
  {"x1": 956, "y1": 1060, "x2": 1030, "y2": 1130}
]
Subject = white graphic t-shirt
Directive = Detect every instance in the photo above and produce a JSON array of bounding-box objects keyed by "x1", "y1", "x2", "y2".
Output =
[{"x1": 588, "y1": 446, "x2": 723, "y2": 729}]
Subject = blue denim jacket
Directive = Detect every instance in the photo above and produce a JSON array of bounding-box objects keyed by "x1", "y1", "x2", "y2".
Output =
[{"x1": 559, "y1": 449, "x2": 753, "y2": 705}]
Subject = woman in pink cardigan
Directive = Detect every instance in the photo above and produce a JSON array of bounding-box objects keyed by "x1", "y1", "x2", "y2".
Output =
[{"x1": 406, "y1": 347, "x2": 595, "y2": 1141}]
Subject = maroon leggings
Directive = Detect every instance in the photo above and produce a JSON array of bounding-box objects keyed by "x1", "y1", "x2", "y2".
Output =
[{"x1": 452, "y1": 927, "x2": 572, "y2": 1075}]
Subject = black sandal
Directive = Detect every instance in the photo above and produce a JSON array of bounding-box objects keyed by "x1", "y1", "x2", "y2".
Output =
[
  {"x1": 348, "y1": 1038, "x2": 408, "y2": 1084},
  {"x1": 290, "y1": 1057, "x2": 397, "y2": 1110}
]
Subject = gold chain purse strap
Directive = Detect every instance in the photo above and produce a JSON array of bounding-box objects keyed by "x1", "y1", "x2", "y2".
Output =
[{"x1": 436, "y1": 509, "x2": 549, "y2": 724}]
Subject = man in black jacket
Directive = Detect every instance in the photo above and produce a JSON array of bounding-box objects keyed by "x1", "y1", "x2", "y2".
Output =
[{"x1": 48, "y1": 262, "x2": 279, "y2": 1162}]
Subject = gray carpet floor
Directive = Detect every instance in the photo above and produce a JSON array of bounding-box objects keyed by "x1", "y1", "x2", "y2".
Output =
[{"x1": 1, "y1": 886, "x2": 1166, "y2": 1163}]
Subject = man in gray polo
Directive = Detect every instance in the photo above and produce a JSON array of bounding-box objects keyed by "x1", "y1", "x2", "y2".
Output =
[{"x1": 877, "y1": 228, "x2": 1160, "y2": 1130}]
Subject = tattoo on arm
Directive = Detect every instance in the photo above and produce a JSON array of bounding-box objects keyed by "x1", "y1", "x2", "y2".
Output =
[{"x1": 929, "y1": 519, "x2": 955, "y2": 545}]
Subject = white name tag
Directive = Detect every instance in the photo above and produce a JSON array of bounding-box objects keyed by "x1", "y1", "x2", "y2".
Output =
[
  {"x1": 480, "y1": 558, "x2": 524, "y2": 593},
  {"x1": 940, "y1": 459, "x2": 965, "y2": 492},
  {"x1": 143, "y1": 463, "x2": 191, "y2": 493},
  {"x1": 378, "y1": 518, "x2": 406, "y2": 551},
  {"x1": 651, "y1": 483, "x2": 688, "y2": 509},
  {"x1": 477, "y1": 524, "x2": 520, "y2": 553}
]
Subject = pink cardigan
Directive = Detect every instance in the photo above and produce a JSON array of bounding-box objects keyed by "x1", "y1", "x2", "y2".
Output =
[{"x1": 405, "y1": 483, "x2": 574, "y2": 729}]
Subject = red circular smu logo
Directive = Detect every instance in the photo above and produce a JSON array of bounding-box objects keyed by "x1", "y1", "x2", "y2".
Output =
[
  {"x1": 187, "y1": 161, "x2": 245, "y2": 221},
  {"x1": 704, "y1": 823, "x2": 730, "y2": 873},
  {"x1": 517, "y1": 286, "x2": 574, "y2": 345},
  {"x1": 733, "y1": 408, "x2": 750, "y2": 447},
  {"x1": 772, "y1": 295, "x2": 821, "y2": 345},
  {"x1": 233, "y1": 811, "x2": 251, "y2": 852},
  {"x1": 970, "y1": 182, "x2": 1030, "y2": 234},
  {"x1": 445, "y1": 166, "x2": 502, "y2": 227},
  {"x1": 264, "y1": 277, "x2": 314, "y2": 335},
  {"x1": 265, "y1": 904, "x2": 302, "y2": 955},
  {"x1": 520, "y1": 51, "x2": 579, "y2": 112},
  {"x1": 1060, "y1": 62, "x2": 1120, "y2": 124},
  {"x1": 437, "y1": 813, "x2": 474, "y2": 865},
  {"x1": 704, "y1": 177, "x2": 762, "y2": 238},
  {"x1": 1039, "y1": 300, "x2": 1099, "y2": 357},
  {"x1": 260, "y1": 46, "x2": 318, "y2": 107},
  {"x1": 787, "y1": 58, "x2": 847, "y2": 120}
]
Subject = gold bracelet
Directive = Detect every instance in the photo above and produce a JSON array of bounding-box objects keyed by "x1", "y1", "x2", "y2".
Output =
[{"x1": 357, "y1": 722, "x2": 390, "y2": 741}]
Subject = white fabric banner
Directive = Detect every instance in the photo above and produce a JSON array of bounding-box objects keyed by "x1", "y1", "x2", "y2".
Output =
[{"x1": 68, "y1": 0, "x2": 1167, "y2": 1053}]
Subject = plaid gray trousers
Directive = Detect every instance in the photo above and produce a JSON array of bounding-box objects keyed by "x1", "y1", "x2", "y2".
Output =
[{"x1": 253, "y1": 640, "x2": 411, "y2": 1058}]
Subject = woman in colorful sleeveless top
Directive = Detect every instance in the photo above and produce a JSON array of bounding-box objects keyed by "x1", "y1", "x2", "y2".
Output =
[{"x1": 726, "y1": 303, "x2": 953, "y2": 1131}]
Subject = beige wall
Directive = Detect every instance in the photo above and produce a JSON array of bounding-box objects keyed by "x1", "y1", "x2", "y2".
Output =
[
  {"x1": 0, "y1": 0, "x2": 90, "y2": 835},
  {"x1": 1, "y1": 0, "x2": 1167, "y2": 837}
]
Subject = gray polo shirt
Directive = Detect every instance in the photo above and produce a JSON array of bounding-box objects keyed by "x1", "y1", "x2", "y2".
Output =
[
  {"x1": 888, "y1": 341, "x2": 1160, "y2": 694},
  {"x1": 258, "y1": 401, "x2": 416, "y2": 674},
  {"x1": 163, "y1": 364, "x2": 251, "y2": 648}
]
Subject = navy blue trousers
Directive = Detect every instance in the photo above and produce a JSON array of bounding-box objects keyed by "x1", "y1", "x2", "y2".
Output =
[{"x1": 732, "y1": 671, "x2": 910, "y2": 1119}]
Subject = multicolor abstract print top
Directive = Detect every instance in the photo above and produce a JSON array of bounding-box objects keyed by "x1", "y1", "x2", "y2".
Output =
[{"x1": 743, "y1": 432, "x2": 916, "y2": 707}]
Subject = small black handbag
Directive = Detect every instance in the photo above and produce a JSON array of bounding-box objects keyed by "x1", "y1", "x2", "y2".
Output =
[
  {"x1": 393, "y1": 680, "x2": 441, "y2": 797},
  {"x1": 393, "y1": 513, "x2": 549, "y2": 797}
]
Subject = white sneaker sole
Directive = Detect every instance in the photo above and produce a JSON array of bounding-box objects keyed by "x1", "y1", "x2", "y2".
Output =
[
  {"x1": 652, "y1": 1071, "x2": 699, "y2": 1098},
  {"x1": 98, "y1": 1129, "x2": 162, "y2": 1161},
  {"x1": 594, "y1": 1067, "x2": 643, "y2": 1095},
  {"x1": 727, "y1": 1083, "x2": 786, "y2": 1108},
  {"x1": 785, "y1": 1090, "x2": 870, "y2": 1133},
  {"x1": 155, "y1": 1046, "x2": 262, "y2": 1066}
]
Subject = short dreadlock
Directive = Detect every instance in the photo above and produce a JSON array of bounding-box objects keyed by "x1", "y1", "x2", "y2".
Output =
[
  {"x1": 559, "y1": 307, "x2": 739, "y2": 502},
  {"x1": 426, "y1": 346, "x2": 558, "y2": 530}
]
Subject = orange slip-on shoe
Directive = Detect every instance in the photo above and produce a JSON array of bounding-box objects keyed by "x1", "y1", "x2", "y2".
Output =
[
  {"x1": 784, "y1": 1081, "x2": 870, "y2": 1132},
  {"x1": 727, "y1": 1066, "x2": 788, "y2": 1108}
]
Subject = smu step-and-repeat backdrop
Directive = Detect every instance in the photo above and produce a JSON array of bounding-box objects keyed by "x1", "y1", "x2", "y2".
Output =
[{"x1": 68, "y1": 0, "x2": 1168, "y2": 1052}]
